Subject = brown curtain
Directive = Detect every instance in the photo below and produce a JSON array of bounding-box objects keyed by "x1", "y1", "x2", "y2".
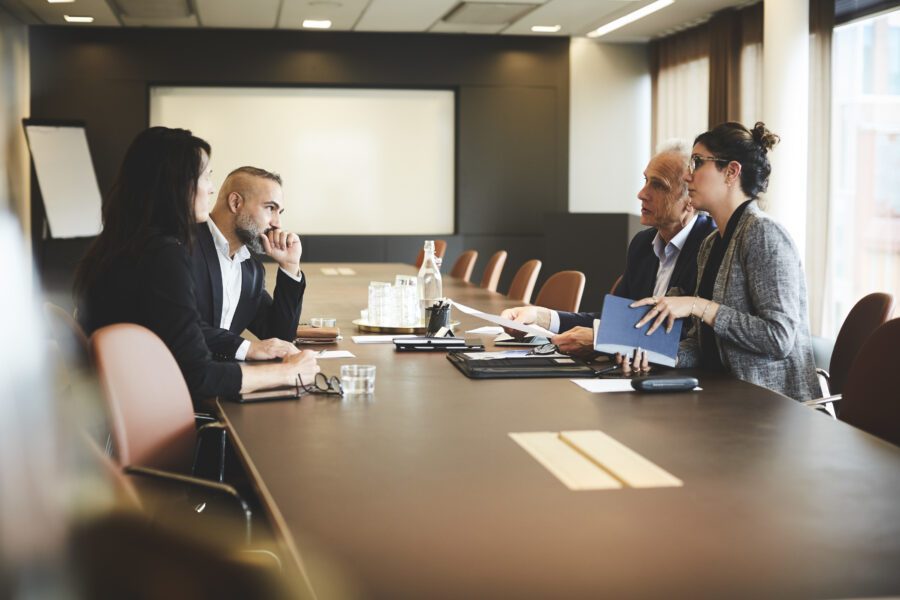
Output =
[
  {"x1": 708, "y1": 3, "x2": 763, "y2": 128},
  {"x1": 650, "y1": 25, "x2": 709, "y2": 148},
  {"x1": 807, "y1": 0, "x2": 835, "y2": 335},
  {"x1": 652, "y1": 2, "x2": 764, "y2": 148},
  {"x1": 707, "y1": 10, "x2": 742, "y2": 126}
]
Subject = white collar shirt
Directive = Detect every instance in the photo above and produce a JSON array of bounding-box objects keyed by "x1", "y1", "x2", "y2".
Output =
[
  {"x1": 650, "y1": 214, "x2": 697, "y2": 299},
  {"x1": 207, "y1": 218, "x2": 252, "y2": 334}
]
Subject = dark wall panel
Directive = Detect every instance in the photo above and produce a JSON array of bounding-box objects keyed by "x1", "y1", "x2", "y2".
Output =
[
  {"x1": 29, "y1": 26, "x2": 638, "y2": 313},
  {"x1": 29, "y1": 27, "x2": 569, "y2": 247}
]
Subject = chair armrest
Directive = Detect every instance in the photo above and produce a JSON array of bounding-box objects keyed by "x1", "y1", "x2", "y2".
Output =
[
  {"x1": 124, "y1": 465, "x2": 251, "y2": 544},
  {"x1": 803, "y1": 394, "x2": 842, "y2": 407},
  {"x1": 815, "y1": 368, "x2": 831, "y2": 397},
  {"x1": 194, "y1": 411, "x2": 219, "y2": 425},
  {"x1": 195, "y1": 422, "x2": 228, "y2": 483}
]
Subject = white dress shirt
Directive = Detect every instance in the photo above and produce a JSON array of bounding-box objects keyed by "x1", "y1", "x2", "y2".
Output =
[
  {"x1": 548, "y1": 215, "x2": 698, "y2": 333},
  {"x1": 207, "y1": 219, "x2": 253, "y2": 360}
]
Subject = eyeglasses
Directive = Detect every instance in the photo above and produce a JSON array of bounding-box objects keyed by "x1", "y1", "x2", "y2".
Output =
[
  {"x1": 297, "y1": 372, "x2": 344, "y2": 397},
  {"x1": 528, "y1": 343, "x2": 561, "y2": 356},
  {"x1": 689, "y1": 154, "x2": 730, "y2": 174}
]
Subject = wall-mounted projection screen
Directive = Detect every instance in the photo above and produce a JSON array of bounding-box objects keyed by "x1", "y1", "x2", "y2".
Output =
[
  {"x1": 23, "y1": 122, "x2": 103, "y2": 238},
  {"x1": 150, "y1": 87, "x2": 455, "y2": 235}
]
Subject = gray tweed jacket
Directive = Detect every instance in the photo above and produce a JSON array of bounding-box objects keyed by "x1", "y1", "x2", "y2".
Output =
[{"x1": 678, "y1": 202, "x2": 821, "y2": 401}]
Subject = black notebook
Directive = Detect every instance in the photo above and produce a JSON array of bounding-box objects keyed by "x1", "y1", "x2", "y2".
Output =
[{"x1": 447, "y1": 351, "x2": 598, "y2": 379}]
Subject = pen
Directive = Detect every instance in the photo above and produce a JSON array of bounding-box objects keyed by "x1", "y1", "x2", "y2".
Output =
[{"x1": 594, "y1": 364, "x2": 621, "y2": 375}]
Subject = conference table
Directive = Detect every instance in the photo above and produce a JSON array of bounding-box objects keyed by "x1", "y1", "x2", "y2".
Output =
[{"x1": 217, "y1": 263, "x2": 900, "y2": 599}]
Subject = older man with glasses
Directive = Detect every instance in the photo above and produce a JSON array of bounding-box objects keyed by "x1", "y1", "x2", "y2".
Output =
[{"x1": 502, "y1": 141, "x2": 716, "y2": 358}]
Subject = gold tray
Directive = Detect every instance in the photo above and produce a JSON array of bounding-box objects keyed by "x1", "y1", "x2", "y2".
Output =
[{"x1": 352, "y1": 319, "x2": 460, "y2": 334}]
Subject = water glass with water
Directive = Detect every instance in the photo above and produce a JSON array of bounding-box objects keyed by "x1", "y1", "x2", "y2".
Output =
[
  {"x1": 340, "y1": 364, "x2": 376, "y2": 395},
  {"x1": 394, "y1": 275, "x2": 420, "y2": 327}
]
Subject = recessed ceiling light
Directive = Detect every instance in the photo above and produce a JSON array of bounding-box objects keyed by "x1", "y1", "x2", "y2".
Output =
[
  {"x1": 531, "y1": 25, "x2": 561, "y2": 33},
  {"x1": 64, "y1": 15, "x2": 95, "y2": 23},
  {"x1": 48, "y1": 0, "x2": 76, "y2": 4},
  {"x1": 587, "y1": 0, "x2": 674, "y2": 38},
  {"x1": 302, "y1": 19, "x2": 332, "y2": 29}
]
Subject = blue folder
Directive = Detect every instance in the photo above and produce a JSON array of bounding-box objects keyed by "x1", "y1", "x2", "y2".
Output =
[{"x1": 593, "y1": 294, "x2": 683, "y2": 367}]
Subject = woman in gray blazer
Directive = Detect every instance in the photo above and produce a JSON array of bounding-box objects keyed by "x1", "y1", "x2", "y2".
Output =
[{"x1": 631, "y1": 121, "x2": 820, "y2": 401}]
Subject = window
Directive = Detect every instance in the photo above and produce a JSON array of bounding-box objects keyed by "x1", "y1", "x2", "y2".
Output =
[{"x1": 827, "y1": 8, "x2": 900, "y2": 335}]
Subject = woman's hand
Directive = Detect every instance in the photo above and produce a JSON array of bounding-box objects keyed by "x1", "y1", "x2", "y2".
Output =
[
  {"x1": 631, "y1": 296, "x2": 697, "y2": 335},
  {"x1": 615, "y1": 347, "x2": 651, "y2": 375}
]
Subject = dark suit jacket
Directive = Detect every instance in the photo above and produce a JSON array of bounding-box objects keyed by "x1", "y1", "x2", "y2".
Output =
[
  {"x1": 190, "y1": 223, "x2": 306, "y2": 359},
  {"x1": 78, "y1": 234, "x2": 242, "y2": 399},
  {"x1": 557, "y1": 213, "x2": 716, "y2": 333}
]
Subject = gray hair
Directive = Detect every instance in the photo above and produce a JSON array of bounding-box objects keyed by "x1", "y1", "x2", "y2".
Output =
[
  {"x1": 655, "y1": 138, "x2": 690, "y2": 159},
  {"x1": 653, "y1": 139, "x2": 690, "y2": 200}
]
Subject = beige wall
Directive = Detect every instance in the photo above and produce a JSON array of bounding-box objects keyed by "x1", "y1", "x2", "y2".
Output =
[
  {"x1": 0, "y1": 7, "x2": 29, "y2": 239},
  {"x1": 569, "y1": 38, "x2": 651, "y2": 214}
]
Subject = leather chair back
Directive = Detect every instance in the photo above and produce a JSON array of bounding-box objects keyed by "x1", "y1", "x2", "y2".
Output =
[
  {"x1": 534, "y1": 271, "x2": 586, "y2": 313},
  {"x1": 414, "y1": 240, "x2": 447, "y2": 269},
  {"x1": 91, "y1": 324, "x2": 197, "y2": 473},
  {"x1": 479, "y1": 251, "x2": 508, "y2": 292},
  {"x1": 507, "y1": 260, "x2": 541, "y2": 303},
  {"x1": 830, "y1": 293, "x2": 894, "y2": 394},
  {"x1": 840, "y1": 318, "x2": 900, "y2": 447},
  {"x1": 609, "y1": 274, "x2": 623, "y2": 296},
  {"x1": 449, "y1": 250, "x2": 478, "y2": 282}
]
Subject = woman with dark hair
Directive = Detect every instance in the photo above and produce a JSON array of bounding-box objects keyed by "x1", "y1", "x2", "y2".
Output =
[
  {"x1": 76, "y1": 127, "x2": 318, "y2": 399},
  {"x1": 630, "y1": 121, "x2": 820, "y2": 401}
]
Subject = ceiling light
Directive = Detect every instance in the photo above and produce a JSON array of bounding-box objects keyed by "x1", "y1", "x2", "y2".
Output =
[
  {"x1": 531, "y1": 25, "x2": 561, "y2": 33},
  {"x1": 302, "y1": 19, "x2": 332, "y2": 29},
  {"x1": 64, "y1": 15, "x2": 95, "y2": 23},
  {"x1": 48, "y1": 0, "x2": 76, "y2": 4},
  {"x1": 587, "y1": 0, "x2": 674, "y2": 38}
]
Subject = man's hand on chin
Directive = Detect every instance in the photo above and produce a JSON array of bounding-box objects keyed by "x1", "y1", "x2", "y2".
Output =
[{"x1": 261, "y1": 228, "x2": 302, "y2": 276}]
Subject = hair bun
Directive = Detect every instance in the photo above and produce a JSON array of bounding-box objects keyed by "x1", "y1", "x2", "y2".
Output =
[{"x1": 751, "y1": 122, "x2": 780, "y2": 152}]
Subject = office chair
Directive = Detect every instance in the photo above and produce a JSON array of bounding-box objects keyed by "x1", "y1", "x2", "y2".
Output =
[
  {"x1": 479, "y1": 250, "x2": 508, "y2": 293},
  {"x1": 533, "y1": 271, "x2": 586, "y2": 313},
  {"x1": 414, "y1": 240, "x2": 447, "y2": 269},
  {"x1": 449, "y1": 250, "x2": 478, "y2": 282},
  {"x1": 806, "y1": 319, "x2": 900, "y2": 447},
  {"x1": 820, "y1": 292, "x2": 894, "y2": 396},
  {"x1": 90, "y1": 323, "x2": 252, "y2": 542},
  {"x1": 610, "y1": 274, "x2": 623, "y2": 295},
  {"x1": 506, "y1": 260, "x2": 542, "y2": 303}
]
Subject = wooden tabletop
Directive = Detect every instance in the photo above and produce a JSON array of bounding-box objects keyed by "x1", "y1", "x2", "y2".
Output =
[{"x1": 219, "y1": 263, "x2": 900, "y2": 599}]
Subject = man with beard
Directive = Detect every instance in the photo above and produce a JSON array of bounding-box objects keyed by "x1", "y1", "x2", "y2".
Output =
[{"x1": 190, "y1": 166, "x2": 305, "y2": 361}]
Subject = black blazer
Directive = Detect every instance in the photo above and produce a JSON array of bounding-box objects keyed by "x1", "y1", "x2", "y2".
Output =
[
  {"x1": 78, "y1": 234, "x2": 242, "y2": 399},
  {"x1": 190, "y1": 223, "x2": 306, "y2": 359},
  {"x1": 558, "y1": 213, "x2": 716, "y2": 332}
]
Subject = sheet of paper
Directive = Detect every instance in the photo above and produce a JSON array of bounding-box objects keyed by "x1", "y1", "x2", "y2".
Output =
[
  {"x1": 320, "y1": 267, "x2": 339, "y2": 275},
  {"x1": 352, "y1": 334, "x2": 416, "y2": 344},
  {"x1": 466, "y1": 325, "x2": 504, "y2": 335},
  {"x1": 449, "y1": 300, "x2": 554, "y2": 338},
  {"x1": 315, "y1": 350, "x2": 356, "y2": 359},
  {"x1": 337, "y1": 267, "x2": 356, "y2": 275},
  {"x1": 570, "y1": 379, "x2": 635, "y2": 393}
]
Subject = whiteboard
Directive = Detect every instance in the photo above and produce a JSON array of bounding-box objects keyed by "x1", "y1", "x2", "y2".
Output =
[
  {"x1": 23, "y1": 123, "x2": 103, "y2": 238},
  {"x1": 150, "y1": 87, "x2": 455, "y2": 235}
]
